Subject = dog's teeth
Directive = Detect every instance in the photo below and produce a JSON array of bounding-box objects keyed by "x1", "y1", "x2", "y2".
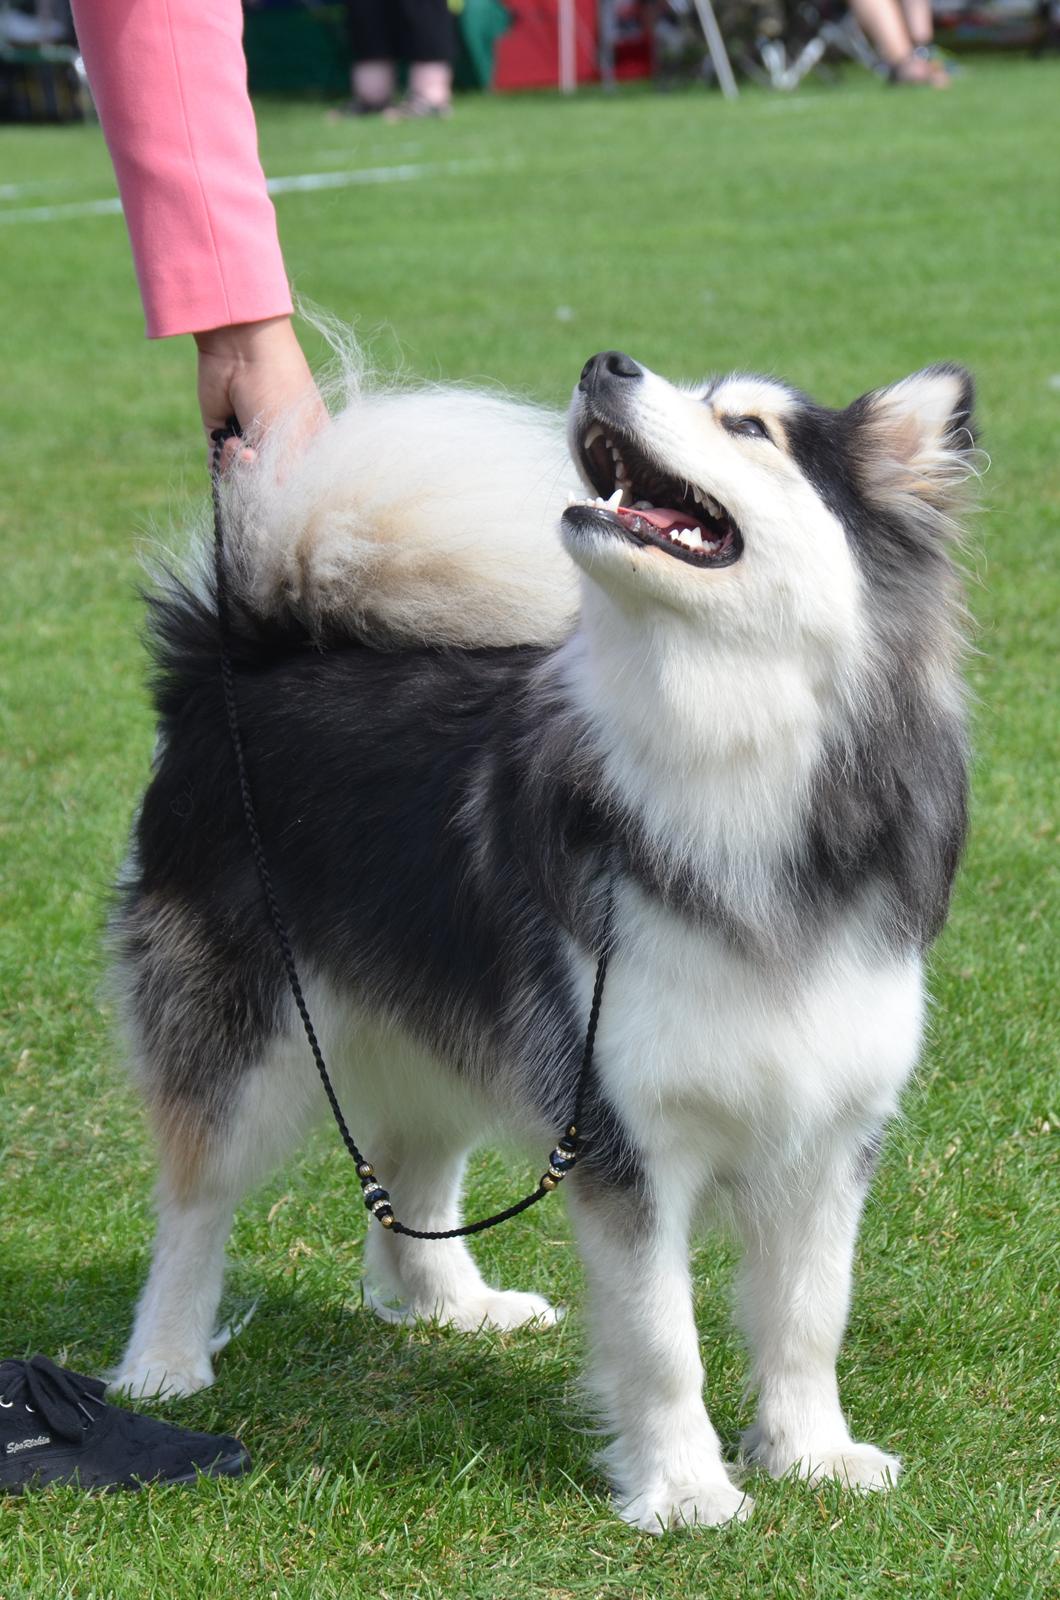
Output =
[
  {"x1": 605, "y1": 489, "x2": 623, "y2": 510},
  {"x1": 584, "y1": 424, "x2": 603, "y2": 450}
]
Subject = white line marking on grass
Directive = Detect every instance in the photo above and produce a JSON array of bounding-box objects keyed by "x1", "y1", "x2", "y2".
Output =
[
  {"x1": 0, "y1": 158, "x2": 493, "y2": 226},
  {"x1": 0, "y1": 195, "x2": 125, "y2": 224},
  {"x1": 266, "y1": 157, "x2": 490, "y2": 194},
  {"x1": 0, "y1": 177, "x2": 76, "y2": 200}
]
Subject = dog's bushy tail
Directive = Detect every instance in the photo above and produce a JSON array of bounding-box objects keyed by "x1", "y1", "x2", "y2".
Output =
[
  {"x1": 201, "y1": 328, "x2": 580, "y2": 652},
  {"x1": 143, "y1": 323, "x2": 582, "y2": 708}
]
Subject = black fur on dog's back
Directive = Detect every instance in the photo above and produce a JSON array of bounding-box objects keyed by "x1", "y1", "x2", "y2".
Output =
[{"x1": 118, "y1": 576, "x2": 631, "y2": 1174}]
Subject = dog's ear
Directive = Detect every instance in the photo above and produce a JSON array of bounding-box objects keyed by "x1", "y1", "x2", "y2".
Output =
[{"x1": 849, "y1": 364, "x2": 980, "y2": 529}]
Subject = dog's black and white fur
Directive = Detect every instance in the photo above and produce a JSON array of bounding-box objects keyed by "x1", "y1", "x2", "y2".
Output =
[{"x1": 109, "y1": 351, "x2": 977, "y2": 1532}]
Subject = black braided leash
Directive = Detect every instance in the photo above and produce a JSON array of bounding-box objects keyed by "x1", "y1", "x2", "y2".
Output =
[{"x1": 209, "y1": 423, "x2": 616, "y2": 1239}]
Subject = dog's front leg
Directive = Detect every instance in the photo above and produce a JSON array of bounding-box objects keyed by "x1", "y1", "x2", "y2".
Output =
[
  {"x1": 735, "y1": 1133, "x2": 901, "y2": 1491},
  {"x1": 567, "y1": 1172, "x2": 752, "y2": 1534}
]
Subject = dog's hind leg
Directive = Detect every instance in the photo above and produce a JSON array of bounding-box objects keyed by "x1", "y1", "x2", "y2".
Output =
[
  {"x1": 361, "y1": 1130, "x2": 560, "y2": 1331},
  {"x1": 111, "y1": 1040, "x2": 319, "y2": 1400},
  {"x1": 111, "y1": 1160, "x2": 235, "y2": 1401}
]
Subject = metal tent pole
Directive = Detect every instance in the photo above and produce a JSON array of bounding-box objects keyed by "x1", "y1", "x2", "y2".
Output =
[
  {"x1": 558, "y1": 0, "x2": 577, "y2": 91},
  {"x1": 691, "y1": 0, "x2": 740, "y2": 98}
]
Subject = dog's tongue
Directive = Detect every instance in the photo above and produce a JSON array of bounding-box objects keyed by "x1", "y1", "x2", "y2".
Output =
[{"x1": 616, "y1": 505, "x2": 702, "y2": 535}]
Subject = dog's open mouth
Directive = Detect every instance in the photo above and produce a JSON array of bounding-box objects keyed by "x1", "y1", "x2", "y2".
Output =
[{"x1": 568, "y1": 424, "x2": 743, "y2": 568}]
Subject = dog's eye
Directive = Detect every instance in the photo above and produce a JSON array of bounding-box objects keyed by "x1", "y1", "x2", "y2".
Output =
[{"x1": 725, "y1": 415, "x2": 771, "y2": 442}]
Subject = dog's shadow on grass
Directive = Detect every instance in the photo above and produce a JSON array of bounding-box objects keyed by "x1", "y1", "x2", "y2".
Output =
[
  {"x1": 3, "y1": 1259, "x2": 599, "y2": 1490},
  {"x1": 221, "y1": 1283, "x2": 600, "y2": 1489}
]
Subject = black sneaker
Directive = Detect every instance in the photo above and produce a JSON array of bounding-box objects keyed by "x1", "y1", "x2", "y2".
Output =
[{"x1": 0, "y1": 1355, "x2": 250, "y2": 1492}]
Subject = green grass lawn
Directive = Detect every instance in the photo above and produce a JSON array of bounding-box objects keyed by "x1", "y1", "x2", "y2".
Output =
[{"x1": 1, "y1": 57, "x2": 1058, "y2": 1600}]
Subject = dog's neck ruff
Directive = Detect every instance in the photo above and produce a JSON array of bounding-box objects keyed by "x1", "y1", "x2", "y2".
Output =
[{"x1": 209, "y1": 425, "x2": 615, "y2": 1240}]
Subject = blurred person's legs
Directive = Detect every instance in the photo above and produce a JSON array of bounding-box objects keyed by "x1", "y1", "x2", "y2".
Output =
[
  {"x1": 901, "y1": 0, "x2": 934, "y2": 44},
  {"x1": 348, "y1": 0, "x2": 399, "y2": 112},
  {"x1": 354, "y1": 58, "x2": 398, "y2": 109},
  {"x1": 399, "y1": 0, "x2": 456, "y2": 116},
  {"x1": 347, "y1": 0, "x2": 455, "y2": 116},
  {"x1": 848, "y1": 0, "x2": 949, "y2": 82},
  {"x1": 899, "y1": 0, "x2": 954, "y2": 77}
]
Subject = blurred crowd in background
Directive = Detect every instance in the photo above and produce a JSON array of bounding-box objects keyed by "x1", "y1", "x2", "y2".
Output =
[{"x1": 1, "y1": 0, "x2": 1057, "y2": 123}]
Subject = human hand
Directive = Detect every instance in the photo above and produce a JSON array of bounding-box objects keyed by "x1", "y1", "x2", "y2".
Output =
[{"x1": 194, "y1": 315, "x2": 327, "y2": 468}]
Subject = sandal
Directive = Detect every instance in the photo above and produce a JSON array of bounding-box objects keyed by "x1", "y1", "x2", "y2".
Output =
[
  {"x1": 383, "y1": 94, "x2": 452, "y2": 122},
  {"x1": 328, "y1": 98, "x2": 394, "y2": 121},
  {"x1": 887, "y1": 47, "x2": 950, "y2": 87}
]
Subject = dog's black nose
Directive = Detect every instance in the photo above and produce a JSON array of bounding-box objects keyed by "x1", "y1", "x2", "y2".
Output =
[{"x1": 578, "y1": 351, "x2": 643, "y2": 394}]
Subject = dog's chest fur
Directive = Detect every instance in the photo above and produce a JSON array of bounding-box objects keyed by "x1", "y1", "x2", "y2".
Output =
[{"x1": 597, "y1": 889, "x2": 923, "y2": 1180}]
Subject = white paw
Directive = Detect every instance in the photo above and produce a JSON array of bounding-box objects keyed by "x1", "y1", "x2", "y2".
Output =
[
  {"x1": 107, "y1": 1356, "x2": 214, "y2": 1401},
  {"x1": 618, "y1": 1479, "x2": 754, "y2": 1535},
  {"x1": 363, "y1": 1283, "x2": 561, "y2": 1332},
  {"x1": 803, "y1": 1444, "x2": 902, "y2": 1491},
  {"x1": 745, "y1": 1428, "x2": 901, "y2": 1492},
  {"x1": 455, "y1": 1289, "x2": 561, "y2": 1332}
]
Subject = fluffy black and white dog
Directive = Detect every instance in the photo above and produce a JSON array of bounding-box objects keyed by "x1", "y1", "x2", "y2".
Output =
[{"x1": 110, "y1": 351, "x2": 977, "y2": 1532}]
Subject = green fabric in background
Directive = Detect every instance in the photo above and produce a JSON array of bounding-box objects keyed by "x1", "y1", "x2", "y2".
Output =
[
  {"x1": 242, "y1": 0, "x2": 511, "y2": 96},
  {"x1": 243, "y1": 3, "x2": 348, "y2": 96},
  {"x1": 455, "y1": 0, "x2": 512, "y2": 89}
]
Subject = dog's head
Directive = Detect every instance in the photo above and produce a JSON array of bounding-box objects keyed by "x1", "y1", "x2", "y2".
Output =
[{"x1": 563, "y1": 352, "x2": 977, "y2": 676}]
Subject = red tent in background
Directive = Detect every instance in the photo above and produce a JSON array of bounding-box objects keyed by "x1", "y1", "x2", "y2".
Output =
[{"x1": 494, "y1": 0, "x2": 598, "y2": 89}]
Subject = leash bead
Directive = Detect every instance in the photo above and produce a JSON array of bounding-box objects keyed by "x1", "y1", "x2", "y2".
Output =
[
  {"x1": 356, "y1": 1162, "x2": 375, "y2": 1180},
  {"x1": 539, "y1": 1173, "x2": 559, "y2": 1192},
  {"x1": 379, "y1": 1211, "x2": 395, "y2": 1229}
]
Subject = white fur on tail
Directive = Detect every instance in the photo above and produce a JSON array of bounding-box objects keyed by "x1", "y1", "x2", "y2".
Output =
[{"x1": 223, "y1": 358, "x2": 579, "y2": 649}]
